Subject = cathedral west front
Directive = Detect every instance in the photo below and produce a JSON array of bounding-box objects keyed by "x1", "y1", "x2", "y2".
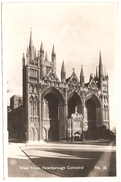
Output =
[{"x1": 8, "y1": 31, "x2": 110, "y2": 143}]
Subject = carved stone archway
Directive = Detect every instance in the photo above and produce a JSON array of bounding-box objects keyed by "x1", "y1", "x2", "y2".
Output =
[
  {"x1": 85, "y1": 94, "x2": 101, "y2": 140},
  {"x1": 41, "y1": 86, "x2": 66, "y2": 140}
]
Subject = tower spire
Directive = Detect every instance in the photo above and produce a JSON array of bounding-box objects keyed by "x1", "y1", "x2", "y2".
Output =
[
  {"x1": 96, "y1": 66, "x2": 98, "y2": 78},
  {"x1": 61, "y1": 60, "x2": 66, "y2": 83},
  {"x1": 40, "y1": 41, "x2": 44, "y2": 52},
  {"x1": 45, "y1": 52, "x2": 48, "y2": 61},
  {"x1": 40, "y1": 41, "x2": 45, "y2": 78},
  {"x1": 22, "y1": 52, "x2": 25, "y2": 66},
  {"x1": 52, "y1": 44, "x2": 56, "y2": 72},
  {"x1": 29, "y1": 28, "x2": 33, "y2": 48},
  {"x1": 80, "y1": 65, "x2": 84, "y2": 77},
  {"x1": 80, "y1": 65, "x2": 85, "y2": 86},
  {"x1": 29, "y1": 28, "x2": 34, "y2": 64},
  {"x1": 52, "y1": 44, "x2": 56, "y2": 55},
  {"x1": 99, "y1": 50, "x2": 103, "y2": 90},
  {"x1": 99, "y1": 50, "x2": 102, "y2": 65}
]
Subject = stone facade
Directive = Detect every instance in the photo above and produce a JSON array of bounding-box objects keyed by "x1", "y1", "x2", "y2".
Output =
[{"x1": 8, "y1": 31, "x2": 110, "y2": 142}]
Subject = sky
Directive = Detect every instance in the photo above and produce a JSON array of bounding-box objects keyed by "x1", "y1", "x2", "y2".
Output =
[{"x1": 2, "y1": 2, "x2": 119, "y2": 129}]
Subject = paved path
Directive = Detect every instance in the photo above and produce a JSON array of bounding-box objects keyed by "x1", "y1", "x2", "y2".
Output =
[
  {"x1": 7, "y1": 142, "x2": 116, "y2": 178},
  {"x1": 22, "y1": 142, "x2": 116, "y2": 177},
  {"x1": 88, "y1": 142, "x2": 115, "y2": 176},
  {"x1": 7, "y1": 143, "x2": 58, "y2": 178}
]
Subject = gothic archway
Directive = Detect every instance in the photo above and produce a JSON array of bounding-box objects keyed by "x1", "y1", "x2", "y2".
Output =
[
  {"x1": 68, "y1": 91, "x2": 82, "y2": 118},
  {"x1": 41, "y1": 87, "x2": 65, "y2": 141},
  {"x1": 85, "y1": 94, "x2": 101, "y2": 140}
]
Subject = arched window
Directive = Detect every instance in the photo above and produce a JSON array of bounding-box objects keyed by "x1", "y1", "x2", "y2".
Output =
[
  {"x1": 34, "y1": 128, "x2": 39, "y2": 141},
  {"x1": 30, "y1": 84, "x2": 33, "y2": 93},
  {"x1": 36, "y1": 70, "x2": 38, "y2": 77},
  {"x1": 34, "y1": 86, "x2": 37, "y2": 93},
  {"x1": 30, "y1": 127, "x2": 34, "y2": 141},
  {"x1": 30, "y1": 96, "x2": 33, "y2": 115},
  {"x1": 33, "y1": 96, "x2": 38, "y2": 116}
]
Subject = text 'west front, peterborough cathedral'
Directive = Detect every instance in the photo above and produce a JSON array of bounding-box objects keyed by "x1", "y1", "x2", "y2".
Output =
[{"x1": 8, "y1": 31, "x2": 110, "y2": 143}]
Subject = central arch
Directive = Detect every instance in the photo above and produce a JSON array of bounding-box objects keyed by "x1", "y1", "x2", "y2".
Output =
[
  {"x1": 41, "y1": 87, "x2": 65, "y2": 141},
  {"x1": 85, "y1": 94, "x2": 101, "y2": 140},
  {"x1": 68, "y1": 91, "x2": 82, "y2": 118}
]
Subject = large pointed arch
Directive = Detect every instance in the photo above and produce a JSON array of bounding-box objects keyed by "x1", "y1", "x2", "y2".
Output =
[
  {"x1": 41, "y1": 86, "x2": 65, "y2": 104},
  {"x1": 85, "y1": 94, "x2": 101, "y2": 108},
  {"x1": 67, "y1": 91, "x2": 82, "y2": 118},
  {"x1": 67, "y1": 91, "x2": 82, "y2": 105},
  {"x1": 85, "y1": 94, "x2": 101, "y2": 140},
  {"x1": 41, "y1": 86, "x2": 65, "y2": 141}
]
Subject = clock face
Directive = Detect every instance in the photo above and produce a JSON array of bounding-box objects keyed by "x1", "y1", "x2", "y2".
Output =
[{"x1": 72, "y1": 78, "x2": 77, "y2": 84}]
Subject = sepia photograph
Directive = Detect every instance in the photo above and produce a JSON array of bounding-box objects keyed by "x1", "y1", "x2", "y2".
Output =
[{"x1": 2, "y1": 2, "x2": 119, "y2": 179}]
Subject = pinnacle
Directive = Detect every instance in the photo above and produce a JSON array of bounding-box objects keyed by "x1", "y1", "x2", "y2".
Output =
[
  {"x1": 40, "y1": 41, "x2": 44, "y2": 51},
  {"x1": 80, "y1": 65, "x2": 84, "y2": 77},
  {"x1": 61, "y1": 60, "x2": 66, "y2": 72},
  {"x1": 99, "y1": 50, "x2": 102, "y2": 65},
  {"x1": 52, "y1": 44, "x2": 56, "y2": 55}
]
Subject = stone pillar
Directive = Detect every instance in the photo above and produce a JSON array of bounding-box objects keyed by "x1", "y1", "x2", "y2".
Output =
[
  {"x1": 38, "y1": 92, "x2": 43, "y2": 141},
  {"x1": 58, "y1": 103, "x2": 65, "y2": 140},
  {"x1": 64, "y1": 88, "x2": 68, "y2": 139}
]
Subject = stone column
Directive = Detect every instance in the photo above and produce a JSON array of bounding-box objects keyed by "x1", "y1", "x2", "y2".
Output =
[
  {"x1": 64, "y1": 88, "x2": 68, "y2": 139},
  {"x1": 58, "y1": 103, "x2": 65, "y2": 140},
  {"x1": 38, "y1": 91, "x2": 43, "y2": 141}
]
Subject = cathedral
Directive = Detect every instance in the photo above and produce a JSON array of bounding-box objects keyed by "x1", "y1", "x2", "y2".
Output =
[{"x1": 8, "y1": 31, "x2": 110, "y2": 143}]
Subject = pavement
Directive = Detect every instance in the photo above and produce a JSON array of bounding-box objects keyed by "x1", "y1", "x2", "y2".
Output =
[
  {"x1": 7, "y1": 142, "x2": 58, "y2": 178},
  {"x1": 7, "y1": 141, "x2": 116, "y2": 178}
]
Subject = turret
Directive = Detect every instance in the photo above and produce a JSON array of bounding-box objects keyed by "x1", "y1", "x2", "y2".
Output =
[
  {"x1": 96, "y1": 66, "x2": 98, "y2": 78},
  {"x1": 29, "y1": 29, "x2": 34, "y2": 64},
  {"x1": 99, "y1": 51, "x2": 103, "y2": 89},
  {"x1": 45, "y1": 52, "x2": 48, "y2": 62},
  {"x1": 22, "y1": 53, "x2": 25, "y2": 67},
  {"x1": 61, "y1": 60, "x2": 66, "y2": 83},
  {"x1": 99, "y1": 51, "x2": 103, "y2": 78},
  {"x1": 34, "y1": 49, "x2": 36, "y2": 59},
  {"x1": 52, "y1": 45, "x2": 56, "y2": 73},
  {"x1": 80, "y1": 65, "x2": 85, "y2": 86},
  {"x1": 40, "y1": 42, "x2": 45, "y2": 78}
]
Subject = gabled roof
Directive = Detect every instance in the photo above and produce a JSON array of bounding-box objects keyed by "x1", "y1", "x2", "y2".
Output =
[
  {"x1": 66, "y1": 71, "x2": 79, "y2": 84},
  {"x1": 43, "y1": 68, "x2": 60, "y2": 82},
  {"x1": 88, "y1": 77, "x2": 98, "y2": 89}
]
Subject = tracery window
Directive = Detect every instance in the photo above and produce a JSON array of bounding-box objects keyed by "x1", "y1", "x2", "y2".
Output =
[{"x1": 30, "y1": 96, "x2": 33, "y2": 115}]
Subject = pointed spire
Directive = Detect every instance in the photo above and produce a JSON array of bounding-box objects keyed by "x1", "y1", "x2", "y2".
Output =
[
  {"x1": 61, "y1": 60, "x2": 66, "y2": 73},
  {"x1": 34, "y1": 49, "x2": 36, "y2": 58},
  {"x1": 23, "y1": 52, "x2": 25, "y2": 59},
  {"x1": 96, "y1": 66, "x2": 98, "y2": 78},
  {"x1": 80, "y1": 65, "x2": 84, "y2": 77},
  {"x1": 72, "y1": 68, "x2": 75, "y2": 73},
  {"x1": 45, "y1": 52, "x2": 48, "y2": 61},
  {"x1": 61, "y1": 60, "x2": 66, "y2": 83},
  {"x1": 80, "y1": 65, "x2": 84, "y2": 86},
  {"x1": 52, "y1": 44, "x2": 56, "y2": 73},
  {"x1": 52, "y1": 44, "x2": 56, "y2": 55},
  {"x1": 99, "y1": 50, "x2": 102, "y2": 65},
  {"x1": 29, "y1": 28, "x2": 33, "y2": 48},
  {"x1": 40, "y1": 41, "x2": 44, "y2": 52},
  {"x1": 22, "y1": 53, "x2": 25, "y2": 66}
]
